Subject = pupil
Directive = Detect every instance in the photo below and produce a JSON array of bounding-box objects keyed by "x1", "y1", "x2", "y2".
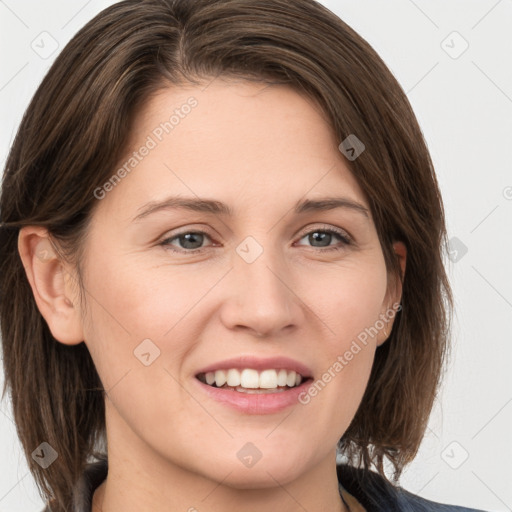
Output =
[
  {"x1": 180, "y1": 233, "x2": 203, "y2": 249},
  {"x1": 310, "y1": 232, "x2": 330, "y2": 247}
]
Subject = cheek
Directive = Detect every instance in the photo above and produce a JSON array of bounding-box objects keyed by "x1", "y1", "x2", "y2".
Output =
[
  {"x1": 79, "y1": 248, "x2": 219, "y2": 394},
  {"x1": 301, "y1": 261, "x2": 387, "y2": 417},
  {"x1": 311, "y1": 260, "x2": 388, "y2": 347},
  {"x1": 82, "y1": 246, "x2": 190, "y2": 332}
]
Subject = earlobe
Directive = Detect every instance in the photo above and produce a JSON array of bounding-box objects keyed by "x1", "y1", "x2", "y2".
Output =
[{"x1": 18, "y1": 226, "x2": 84, "y2": 346}]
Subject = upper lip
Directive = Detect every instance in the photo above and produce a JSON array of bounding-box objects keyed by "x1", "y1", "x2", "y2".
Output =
[{"x1": 195, "y1": 355, "x2": 313, "y2": 378}]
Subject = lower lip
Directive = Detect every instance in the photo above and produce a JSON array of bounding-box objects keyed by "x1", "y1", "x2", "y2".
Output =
[{"x1": 194, "y1": 377, "x2": 314, "y2": 415}]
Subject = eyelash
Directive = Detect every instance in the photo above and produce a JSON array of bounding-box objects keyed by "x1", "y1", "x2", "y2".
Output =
[{"x1": 158, "y1": 225, "x2": 352, "y2": 254}]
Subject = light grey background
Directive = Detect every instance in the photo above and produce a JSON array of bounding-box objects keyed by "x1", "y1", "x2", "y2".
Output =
[{"x1": 1, "y1": 1, "x2": 511, "y2": 511}]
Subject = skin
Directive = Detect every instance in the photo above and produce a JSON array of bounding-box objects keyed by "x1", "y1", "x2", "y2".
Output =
[{"x1": 19, "y1": 78, "x2": 406, "y2": 512}]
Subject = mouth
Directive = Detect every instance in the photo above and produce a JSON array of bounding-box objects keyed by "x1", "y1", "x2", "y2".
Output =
[{"x1": 195, "y1": 368, "x2": 313, "y2": 394}]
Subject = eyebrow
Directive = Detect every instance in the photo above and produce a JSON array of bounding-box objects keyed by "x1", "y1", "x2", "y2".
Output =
[{"x1": 133, "y1": 195, "x2": 369, "y2": 222}]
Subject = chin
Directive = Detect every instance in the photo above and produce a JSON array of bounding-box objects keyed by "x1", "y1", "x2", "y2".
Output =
[
  {"x1": 214, "y1": 465, "x2": 303, "y2": 490},
  {"x1": 210, "y1": 451, "x2": 311, "y2": 489}
]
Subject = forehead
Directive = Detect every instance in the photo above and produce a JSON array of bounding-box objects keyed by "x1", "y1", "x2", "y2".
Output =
[{"x1": 94, "y1": 79, "x2": 369, "y2": 221}]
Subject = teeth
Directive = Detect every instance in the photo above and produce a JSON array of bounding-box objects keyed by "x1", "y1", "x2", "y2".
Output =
[
  {"x1": 202, "y1": 368, "x2": 306, "y2": 390},
  {"x1": 226, "y1": 369, "x2": 240, "y2": 387},
  {"x1": 286, "y1": 370, "x2": 297, "y2": 387},
  {"x1": 259, "y1": 369, "x2": 277, "y2": 389},
  {"x1": 214, "y1": 370, "x2": 227, "y2": 387},
  {"x1": 277, "y1": 369, "x2": 288, "y2": 386},
  {"x1": 241, "y1": 369, "x2": 259, "y2": 388}
]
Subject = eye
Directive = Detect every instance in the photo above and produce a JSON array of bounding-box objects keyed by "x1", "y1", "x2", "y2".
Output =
[
  {"x1": 295, "y1": 226, "x2": 352, "y2": 252},
  {"x1": 159, "y1": 225, "x2": 352, "y2": 254},
  {"x1": 160, "y1": 230, "x2": 215, "y2": 253}
]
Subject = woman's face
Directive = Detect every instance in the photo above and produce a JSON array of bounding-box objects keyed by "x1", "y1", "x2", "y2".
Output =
[{"x1": 74, "y1": 79, "x2": 404, "y2": 487}]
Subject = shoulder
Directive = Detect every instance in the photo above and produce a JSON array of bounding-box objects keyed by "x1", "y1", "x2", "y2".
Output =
[{"x1": 336, "y1": 463, "x2": 488, "y2": 512}]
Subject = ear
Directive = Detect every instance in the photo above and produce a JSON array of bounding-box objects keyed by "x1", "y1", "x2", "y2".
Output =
[
  {"x1": 18, "y1": 226, "x2": 84, "y2": 345},
  {"x1": 377, "y1": 241, "x2": 406, "y2": 347}
]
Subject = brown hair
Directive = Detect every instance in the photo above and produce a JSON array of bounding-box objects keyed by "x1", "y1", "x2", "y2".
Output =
[{"x1": 0, "y1": 0, "x2": 452, "y2": 509}]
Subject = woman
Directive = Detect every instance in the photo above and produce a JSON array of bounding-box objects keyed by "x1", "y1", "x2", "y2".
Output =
[{"x1": 0, "y1": 0, "x2": 486, "y2": 510}]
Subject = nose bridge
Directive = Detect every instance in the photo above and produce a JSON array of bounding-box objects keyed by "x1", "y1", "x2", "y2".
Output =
[{"x1": 221, "y1": 236, "x2": 300, "y2": 336}]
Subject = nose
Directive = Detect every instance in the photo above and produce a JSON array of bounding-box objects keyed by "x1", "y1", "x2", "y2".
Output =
[{"x1": 219, "y1": 245, "x2": 303, "y2": 338}]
